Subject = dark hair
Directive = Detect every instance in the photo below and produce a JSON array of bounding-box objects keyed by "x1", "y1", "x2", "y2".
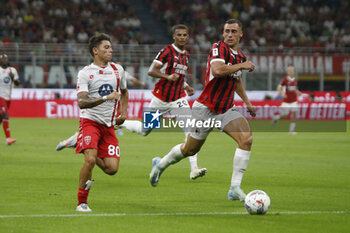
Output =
[
  {"x1": 171, "y1": 24, "x2": 189, "y2": 34},
  {"x1": 88, "y1": 33, "x2": 111, "y2": 57},
  {"x1": 225, "y1": 19, "x2": 242, "y2": 30}
]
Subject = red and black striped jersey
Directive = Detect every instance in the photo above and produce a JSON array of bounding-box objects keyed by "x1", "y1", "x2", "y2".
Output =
[
  {"x1": 197, "y1": 41, "x2": 247, "y2": 114},
  {"x1": 279, "y1": 76, "x2": 298, "y2": 103},
  {"x1": 152, "y1": 44, "x2": 189, "y2": 102}
]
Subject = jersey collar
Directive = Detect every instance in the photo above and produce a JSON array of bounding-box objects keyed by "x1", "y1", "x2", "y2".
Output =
[
  {"x1": 287, "y1": 76, "x2": 295, "y2": 81},
  {"x1": 171, "y1": 44, "x2": 186, "y2": 54}
]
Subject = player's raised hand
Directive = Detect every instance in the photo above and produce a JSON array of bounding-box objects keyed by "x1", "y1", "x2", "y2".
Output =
[
  {"x1": 167, "y1": 73, "x2": 180, "y2": 81},
  {"x1": 107, "y1": 91, "x2": 120, "y2": 100}
]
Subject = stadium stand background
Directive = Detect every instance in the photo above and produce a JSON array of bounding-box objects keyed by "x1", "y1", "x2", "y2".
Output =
[{"x1": 1, "y1": 0, "x2": 349, "y2": 91}]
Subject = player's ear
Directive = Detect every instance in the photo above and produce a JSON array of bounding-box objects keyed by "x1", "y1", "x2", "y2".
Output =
[{"x1": 92, "y1": 47, "x2": 98, "y2": 56}]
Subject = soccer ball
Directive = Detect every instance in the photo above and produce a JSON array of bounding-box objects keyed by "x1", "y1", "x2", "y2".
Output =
[{"x1": 244, "y1": 190, "x2": 271, "y2": 215}]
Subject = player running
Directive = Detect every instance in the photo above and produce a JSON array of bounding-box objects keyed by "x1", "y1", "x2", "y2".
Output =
[
  {"x1": 74, "y1": 33, "x2": 128, "y2": 212},
  {"x1": 0, "y1": 52, "x2": 20, "y2": 145},
  {"x1": 272, "y1": 65, "x2": 301, "y2": 134},
  {"x1": 149, "y1": 19, "x2": 256, "y2": 202}
]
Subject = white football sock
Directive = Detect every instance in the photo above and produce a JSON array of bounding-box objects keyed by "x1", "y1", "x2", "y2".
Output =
[
  {"x1": 231, "y1": 148, "x2": 251, "y2": 187},
  {"x1": 158, "y1": 144, "x2": 185, "y2": 170},
  {"x1": 289, "y1": 122, "x2": 296, "y2": 132},
  {"x1": 120, "y1": 120, "x2": 145, "y2": 135},
  {"x1": 184, "y1": 132, "x2": 198, "y2": 170},
  {"x1": 188, "y1": 154, "x2": 198, "y2": 170}
]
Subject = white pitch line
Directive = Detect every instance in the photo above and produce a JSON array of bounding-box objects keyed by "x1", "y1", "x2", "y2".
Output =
[{"x1": 0, "y1": 211, "x2": 347, "y2": 219}]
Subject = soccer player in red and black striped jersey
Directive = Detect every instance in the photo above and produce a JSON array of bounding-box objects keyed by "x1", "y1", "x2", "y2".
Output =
[
  {"x1": 272, "y1": 65, "x2": 301, "y2": 134},
  {"x1": 149, "y1": 19, "x2": 257, "y2": 202},
  {"x1": 122, "y1": 24, "x2": 207, "y2": 180}
]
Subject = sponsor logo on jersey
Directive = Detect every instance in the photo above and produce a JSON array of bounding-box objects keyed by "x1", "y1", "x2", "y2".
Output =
[
  {"x1": 3, "y1": 76, "x2": 10, "y2": 84},
  {"x1": 98, "y1": 84, "x2": 114, "y2": 96}
]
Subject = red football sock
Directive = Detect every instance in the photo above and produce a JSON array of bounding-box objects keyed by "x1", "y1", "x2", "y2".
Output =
[
  {"x1": 2, "y1": 119, "x2": 10, "y2": 138},
  {"x1": 77, "y1": 187, "x2": 90, "y2": 205}
]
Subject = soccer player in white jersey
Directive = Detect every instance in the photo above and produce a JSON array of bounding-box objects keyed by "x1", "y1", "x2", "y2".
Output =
[
  {"x1": 0, "y1": 52, "x2": 20, "y2": 145},
  {"x1": 120, "y1": 24, "x2": 207, "y2": 180},
  {"x1": 74, "y1": 33, "x2": 128, "y2": 212},
  {"x1": 149, "y1": 19, "x2": 256, "y2": 202}
]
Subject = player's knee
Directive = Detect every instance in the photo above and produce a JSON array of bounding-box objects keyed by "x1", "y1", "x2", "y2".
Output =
[
  {"x1": 105, "y1": 167, "x2": 118, "y2": 175},
  {"x1": 182, "y1": 147, "x2": 199, "y2": 157},
  {"x1": 240, "y1": 134, "x2": 253, "y2": 149},
  {"x1": 84, "y1": 157, "x2": 96, "y2": 169}
]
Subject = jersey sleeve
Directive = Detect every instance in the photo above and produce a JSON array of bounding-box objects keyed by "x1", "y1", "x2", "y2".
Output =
[
  {"x1": 154, "y1": 46, "x2": 169, "y2": 65},
  {"x1": 210, "y1": 42, "x2": 226, "y2": 64},
  {"x1": 118, "y1": 65, "x2": 127, "y2": 90},
  {"x1": 279, "y1": 77, "x2": 287, "y2": 86},
  {"x1": 76, "y1": 69, "x2": 89, "y2": 93},
  {"x1": 10, "y1": 67, "x2": 19, "y2": 81}
]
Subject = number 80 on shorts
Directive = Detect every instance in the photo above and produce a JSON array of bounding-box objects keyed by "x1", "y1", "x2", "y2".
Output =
[{"x1": 108, "y1": 145, "x2": 120, "y2": 157}]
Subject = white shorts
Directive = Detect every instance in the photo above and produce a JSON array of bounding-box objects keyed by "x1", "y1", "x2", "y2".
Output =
[
  {"x1": 280, "y1": 101, "x2": 298, "y2": 115},
  {"x1": 189, "y1": 101, "x2": 245, "y2": 140},
  {"x1": 148, "y1": 96, "x2": 191, "y2": 119},
  {"x1": 142, "y1": 96, "x2": 192, "y2": 134}
]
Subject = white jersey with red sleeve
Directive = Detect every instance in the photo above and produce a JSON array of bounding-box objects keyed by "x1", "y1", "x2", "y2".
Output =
[
  {"x1": 76, "y1": 62, "x2": 127, "y2": 127},
  {"x1": 0, "y1": 66, "x2": 19, "y2": 100},
  {"x1": 279, "y1": 76, "x2": 298, "y2": 103}
]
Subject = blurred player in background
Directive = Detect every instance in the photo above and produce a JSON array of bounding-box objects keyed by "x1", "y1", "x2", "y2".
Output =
[
  {"x1": 149, "y1": 19, "x2": 256, "y2": 202},
  {"x1": 74, "y1": 33, "x2": 128, "y2": 212},
  {"x1": 119, "y1": 24, "x2": 207, "y2": 180},
  {"x1": 272, "y1": 65, "x2": 301, "y2": 134},
  {"x1": 0, "y1": 52, "x2": 20, "y2": 145}
]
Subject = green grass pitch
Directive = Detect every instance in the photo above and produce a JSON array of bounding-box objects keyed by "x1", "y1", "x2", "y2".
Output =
[{"x1": 0, "y1": 118, "x2": 349, "y2": 233}]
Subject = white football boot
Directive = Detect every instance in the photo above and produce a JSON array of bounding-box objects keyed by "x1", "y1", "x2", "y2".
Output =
[
  {"x1": 228, "y1": 186, "x2": 246, "y2": 202},
  {"x1": 56, "y1": 132, "x2": 78, "y2": 151},
  {"x1": 76, "y1": 203, "x2": 92, "y2": 212},
  {"x1": 190, "y1": 167, "x2": 207, "y2": 180}
]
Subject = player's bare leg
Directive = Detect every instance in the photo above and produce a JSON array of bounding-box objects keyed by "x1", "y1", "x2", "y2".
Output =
[
  {"x1": 95, "y1": 157, "x2": 119, "y2": 175},
  {"x1": 289, "y1": 112, "x2": 297, "y2": 134},
  {"x1": 224, "y1": 117, "x2": 253, "y2": 202},
  {"x1": 149, "y1": 136, "x2": 205, "y2": 186},
  {"x1": 0, "y1": 113, "x2": 16, "y2": 145},
  {"x1": 77, "y1": 148, "x2": 97, "y2": 212}
]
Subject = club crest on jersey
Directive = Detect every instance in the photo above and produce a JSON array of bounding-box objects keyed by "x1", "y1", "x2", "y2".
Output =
[
  {"x1": 99, "y1": 84, "x2": 114, "y2": 96},
  {"x1": 84, "y1": 136, "x2": 91, "y2": 145}
]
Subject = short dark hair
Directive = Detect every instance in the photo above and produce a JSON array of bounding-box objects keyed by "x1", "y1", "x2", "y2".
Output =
[
  {"x1": 171, "y1": 24, "x2": 189, "y2": 34},
  {"x1": 225, "y1": 19, "x2": 242, "y2": 30},
  {"x1": 88, "y1": 33, "x2": 111, "y2": 57}
]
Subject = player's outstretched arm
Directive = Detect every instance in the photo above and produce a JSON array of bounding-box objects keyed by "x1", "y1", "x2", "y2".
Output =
[
  {"x1": 77, "y1": 91, "x2": 120, "y2": 109},
  {"x1": 148, "y1": 61, "x2": 179, "y2": 81},
  {"x1": 211, "y1": 61, "x2": 255, "y2": 78},
  {"x1": 115, "y1": 88, "x2": 129, "y2": 125}
]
